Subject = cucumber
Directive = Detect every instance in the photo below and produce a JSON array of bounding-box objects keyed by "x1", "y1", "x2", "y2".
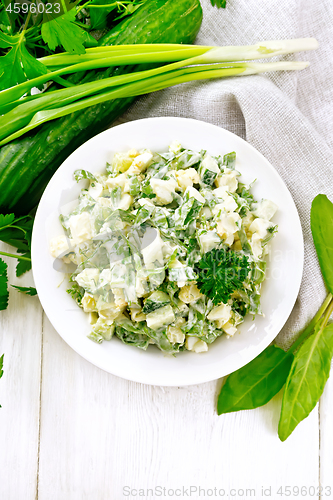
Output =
[{"x1": 0, "y1": 0, "x2": 202, "y2": 215}]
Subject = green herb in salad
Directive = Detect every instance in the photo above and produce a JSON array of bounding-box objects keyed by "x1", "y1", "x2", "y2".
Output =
[
  {"x1": 217, "y1": 194, "x2": 333, "y2": 442},
  {"x1": 51, "y1": 143, "x2": 278, "y2": 354}
]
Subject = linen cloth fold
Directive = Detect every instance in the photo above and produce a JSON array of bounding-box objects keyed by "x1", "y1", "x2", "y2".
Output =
[{"x1": 114, "y1": 0, "x2": 333, "y2": 348}]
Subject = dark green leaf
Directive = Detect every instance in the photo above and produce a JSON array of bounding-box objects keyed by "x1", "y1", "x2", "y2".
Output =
[
  {"x1": 0, "y1": 352, "x2": 3, "y2": 407},
  {"x1": 311, "y1": 194, "x2": 333, "y2": 294},
  {"x1": 16, "y1": 253, "x2": 31, "y2": 277},
  {"x1": 88, "y1": 0, "x2": 117, "y2": 30},
  {"x1": 11, "y1": 285, "x2": 37, "y2": 296},
  {"x1": 0, "y1": 353, "x2": 3, "y2": 379},
  {"x1": 210, "y1": 0, "x2": 227, "y2": 7},
  {"x1": 217, "y1": 345, "x2": 293, "y2": 414},
  {"x1": 0, "y1": 258, "x2": 9, "y2": 310},
  {"x1": 0, "y1": 41, "x2": 48, "y2": 91},
  {"x1": 278, "y1": 322, "x2": 333, "y2": 441},
  {"x1": 223, "y1": 151, "x2": 235, "y2": 167},
  {"x1": 41, "y1": 8, "x2": 87, "y2": 54}
]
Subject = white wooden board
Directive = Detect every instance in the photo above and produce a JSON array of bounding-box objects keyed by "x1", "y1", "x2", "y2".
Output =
[{"x1": 0, "y1": 244, "x2": 43, "y2": 500}]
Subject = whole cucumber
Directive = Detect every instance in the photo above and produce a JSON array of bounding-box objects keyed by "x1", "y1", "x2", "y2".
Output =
[{"x1": 0, "y1": 0, "x2": 202, "y2": 215}]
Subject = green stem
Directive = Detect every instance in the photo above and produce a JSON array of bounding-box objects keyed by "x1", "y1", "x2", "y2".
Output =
[
  {"x1": 0, "y1": 251, "x2": 31, "y2": 261},
  {"x1": 288, "y1": 292, "x2": 333, "y2": 353},
  {"x1": 320, "y1": 298, "x2": 333, "y2": 328}
]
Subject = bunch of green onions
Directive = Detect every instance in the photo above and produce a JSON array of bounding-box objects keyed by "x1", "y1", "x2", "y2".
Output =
[{"x1": 0, "y1": 38, "x2": 318, "y2": 147}]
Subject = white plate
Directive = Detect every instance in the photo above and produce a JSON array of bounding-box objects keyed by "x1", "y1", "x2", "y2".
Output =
[{"x1": 32, "y1": 117, "x2": 303, "y2": 386}]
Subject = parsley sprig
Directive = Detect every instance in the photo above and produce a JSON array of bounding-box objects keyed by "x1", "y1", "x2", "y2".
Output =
[
  {"x1": 196, "y1": 248, "x2": 251, "y2": 305},
  {"x1": 210, "y1": 0, "x2": 227, "y2": 8}
]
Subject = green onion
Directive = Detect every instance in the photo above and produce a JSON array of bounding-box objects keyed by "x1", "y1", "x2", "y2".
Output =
[{"x1": 0, "y1": 61, "x2": 310, "y2": 146}]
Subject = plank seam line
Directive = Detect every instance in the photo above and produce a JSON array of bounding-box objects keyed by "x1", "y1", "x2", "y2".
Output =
[{"x1": 35, "y1": 311, "x2": 45, "y2": 500}]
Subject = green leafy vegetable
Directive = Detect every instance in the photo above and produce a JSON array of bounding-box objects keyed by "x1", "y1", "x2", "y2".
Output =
[
  {"x1": 67, "y1": 281, "x2": 85, "y2": 306},
  {"x1": 311, "y1": 194, "x2": 333, "y2": 294},
  {"x1": 0, "y1": 258, "x2": 9, "y2": 310},
  {"x1": 0, "y1": 353, "x2": 3, "y2": 408},
  {"x1": 0, "y1": 39, "x2": 317, "y2": 147},
  {"x1": 0, "y1": 213, "x2": 33, "y2": 309},
  {"x1": 15, "y1": 256, "x2": 32, "y2": 277},
  {"x1": 279, "y1": 320, "x2": 333, "y2": 441},
  {"x1": 0, "y1": 354, "x2": 3, "y2": 379},
  {"x1": 196, "y1": 248, "x2": 251, "y2": 305},
  {"x1": 217, "y1": 346, "x2": 293, "y2": 414},
  {"x1": 87, "y1": 0, "x2": 143, "y2": 30},
  {"x1": 11, "y1": 285, "x2": 37, "y2": 296},
  {"x1": 217, "y1": 194, "x2": 333, "y2": 442},
  {"x1": 0, "y1": 31, "x2": 20, "y2": 49},
  {"x1": 210, "y1": 0, "x2": 227, "y2": 7},
  {"x1": 0, "y1": 36, "x2": 48, "y2": 91},
  {"x1": 41, "y1": 8, "x2": 88, "y2": 55}
]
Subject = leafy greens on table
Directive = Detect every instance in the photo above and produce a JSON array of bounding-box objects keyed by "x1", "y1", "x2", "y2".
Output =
[{"x1": 218, "y1": 194, "x2": 333, "y2": 442}]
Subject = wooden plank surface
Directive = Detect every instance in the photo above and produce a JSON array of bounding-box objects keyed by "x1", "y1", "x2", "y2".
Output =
[
  {"x1": 0, "y1": 245, "x2": 43, "y2": 500},
  {"x1": 37, "y1": 315, "x2": 320, "y2": 500}
]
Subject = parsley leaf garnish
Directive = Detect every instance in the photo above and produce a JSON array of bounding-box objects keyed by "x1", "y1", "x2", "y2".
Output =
[
  {"x1": 196, "y1": 248, "x2": 251, "y2": 305},
  {"x1": 41, "y1": 7, "x2": 87, "y2": 54}
]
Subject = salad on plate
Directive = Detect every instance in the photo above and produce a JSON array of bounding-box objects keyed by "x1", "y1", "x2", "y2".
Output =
[{"x1": 50, "y1": 142, "x2": 278, "y2": 354}]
